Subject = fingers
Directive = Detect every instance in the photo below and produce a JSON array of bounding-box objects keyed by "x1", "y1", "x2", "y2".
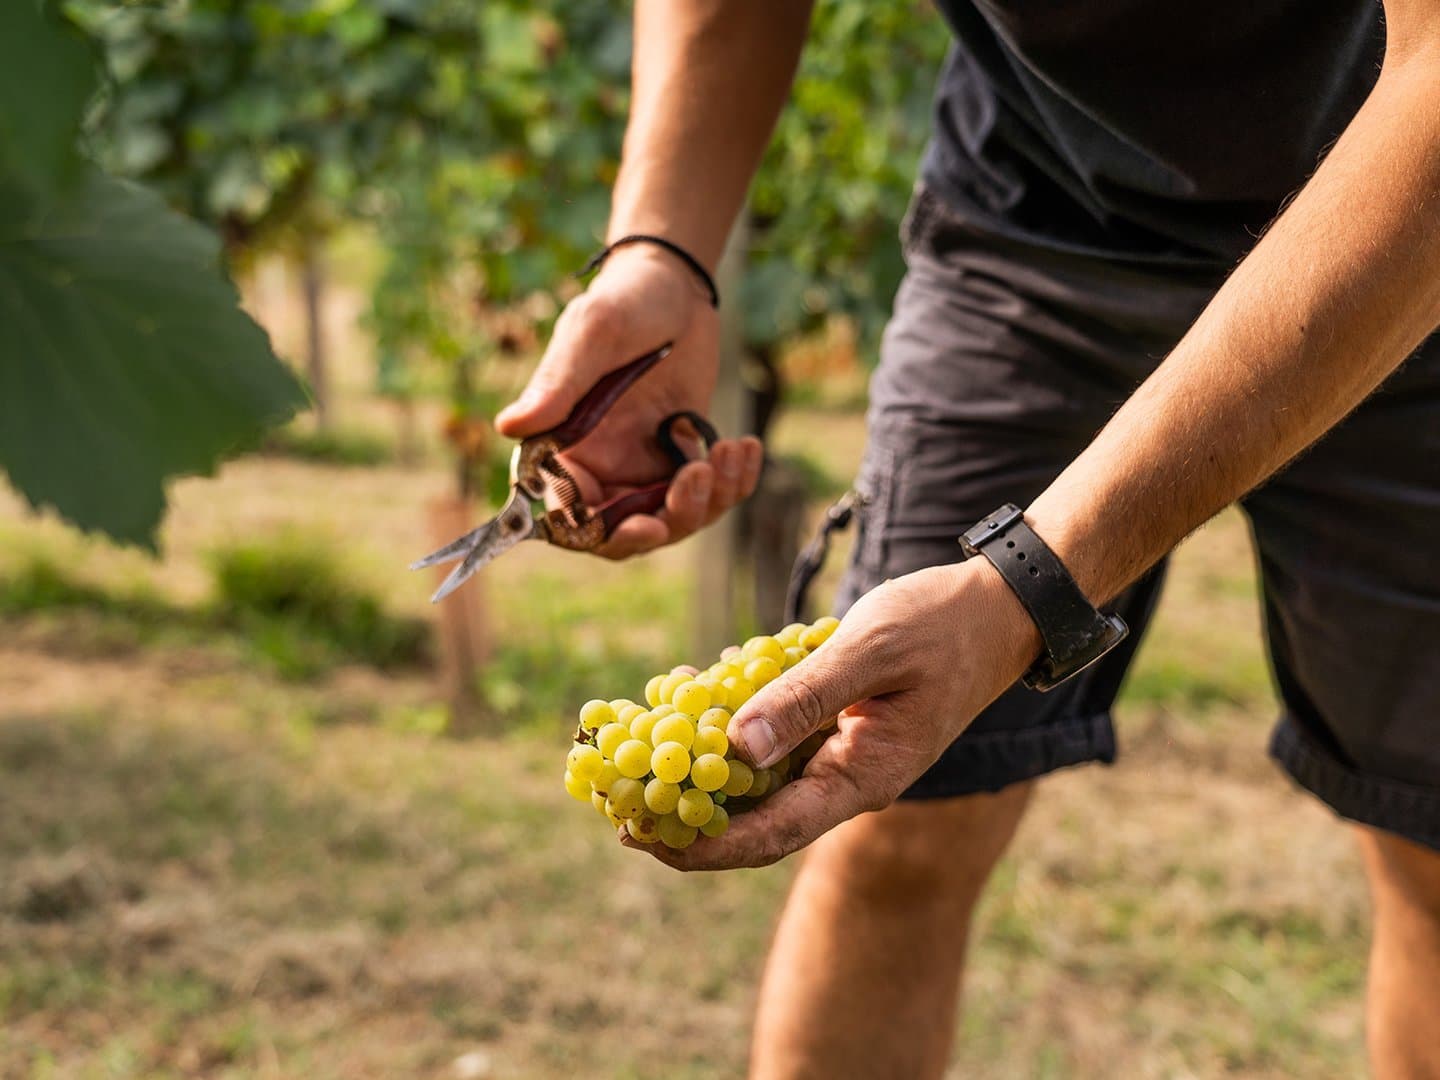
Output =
[
  {"x1": 729, "y1": 618, "x2": 880, "y2": 769},
  {"x1": 592, "y1": 437, "x2": 763, "y2": 560},
  {"x1": 495, "y1": 294, "x2": 628, "y2": 438},
  {"x1": 619, "y1": 733, "x2": 882, "y2": 871}
]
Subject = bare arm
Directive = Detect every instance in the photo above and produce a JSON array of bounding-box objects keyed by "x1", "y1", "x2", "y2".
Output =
[
  {"x1": 495, "y1": 1, "x2": 814, "y2": 558},
  {"x1": 1028, "y1": 4, "x2": 1440, "y2": 602},
  {"x1": 609, "y1": 0, "x2": 816, "y2": 269},
  {"x1": 635, "y1": 0, "x2": 1440, "y2": 871}
]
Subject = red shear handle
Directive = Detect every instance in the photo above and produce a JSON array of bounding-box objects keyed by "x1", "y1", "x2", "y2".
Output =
[
  {"x1": 597, "y1": 482, "x2": 670, "y2": 538},
  {"x1": 544, "y1": 344, "x2": 673, "y2": 449}
]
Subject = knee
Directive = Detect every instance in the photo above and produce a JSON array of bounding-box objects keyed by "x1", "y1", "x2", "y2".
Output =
[
  {"x1": 809, "y1": 785, "x2": 1032, "y2": 913},
  {"x1": 1362, "y1": 829, "x2": 1440, "y2": 928}
]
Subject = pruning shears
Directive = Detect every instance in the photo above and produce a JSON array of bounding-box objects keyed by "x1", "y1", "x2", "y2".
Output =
[{"x1": 412, "y1": 343, "x2": 718, "y2": 602}]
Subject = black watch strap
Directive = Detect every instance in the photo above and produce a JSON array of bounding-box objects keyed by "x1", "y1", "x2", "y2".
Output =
[{"x1": 960, "y1": 504, "x2": 1128, "y2": 692}]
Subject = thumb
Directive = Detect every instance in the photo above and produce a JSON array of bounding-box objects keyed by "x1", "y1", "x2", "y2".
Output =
[
  {"x1": 495, "y1": 295, "x2": 627, "y2": 438},
  {"x1": 730, "y1": 631, "x2": 872, "y2": 769}
]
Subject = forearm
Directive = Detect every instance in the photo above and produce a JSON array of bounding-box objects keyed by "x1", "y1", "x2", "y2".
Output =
[
  {"x1": 1028, "y1": 46, "x2": 1440, "y2": 606},
  {"x1": 609, "y1": 0, "x2": 814, "y2": 269}
]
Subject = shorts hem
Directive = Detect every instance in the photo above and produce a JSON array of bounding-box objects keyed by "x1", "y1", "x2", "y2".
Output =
[
  {"x1": 898, "y1": 710, "x2": 1116, "y2": 800},
  {"x1": 1270, "y1": 718, "x2": 1440, "y2": 852}
]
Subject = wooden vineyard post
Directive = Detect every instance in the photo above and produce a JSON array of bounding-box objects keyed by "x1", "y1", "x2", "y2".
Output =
[
  {"x1": 693, "y1": 216, "x2": 750, "y2": 657},
  {"x1": 426, "y1": 494, "x2": 496, "y2": 736}
]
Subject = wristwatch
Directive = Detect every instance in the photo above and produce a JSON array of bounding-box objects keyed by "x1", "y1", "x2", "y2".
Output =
[{"x1": 959, "y1": 504, "x2": 1128, "y2": 692}]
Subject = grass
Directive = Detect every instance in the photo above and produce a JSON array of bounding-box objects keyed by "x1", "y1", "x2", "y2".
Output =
[
  {"x1": 257, "y1": 424, "x2": 397, "y2": 468},
  {"x1": 0, "y1": 537, "x2": 429, "y2": 680},
  {"x1": 0, "y1": 387, "x2": 1375, "y2": 1078}
]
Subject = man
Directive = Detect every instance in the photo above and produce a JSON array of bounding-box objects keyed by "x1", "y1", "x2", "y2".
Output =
[{"x1": 496, "y1": 2, "x2": 1440, "y2": 1075}]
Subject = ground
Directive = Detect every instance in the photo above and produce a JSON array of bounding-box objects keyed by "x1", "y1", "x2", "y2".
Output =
[{"x1": 0, "y1": 385, "x2": 1373, "y2": 1077}]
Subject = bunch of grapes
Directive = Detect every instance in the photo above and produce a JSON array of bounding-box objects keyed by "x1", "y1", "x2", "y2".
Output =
[{"x1": 562, "y1": 616, "x2": 841, "y2": 849}]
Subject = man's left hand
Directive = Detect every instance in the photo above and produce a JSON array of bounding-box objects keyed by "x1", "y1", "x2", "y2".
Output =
[{"x1": 621, "y1": 559, "x2": 1043, "y2": 870}]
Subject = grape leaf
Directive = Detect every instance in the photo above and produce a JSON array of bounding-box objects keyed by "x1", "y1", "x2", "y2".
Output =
[
  {"x1": 0, "y1": 1, "x2": 94, "y2": 194},
  {"x1": 0, "y1": 172, "x2": 309, "y2": 548}
]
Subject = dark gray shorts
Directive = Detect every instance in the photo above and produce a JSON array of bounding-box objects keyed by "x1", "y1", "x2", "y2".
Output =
[{"x1": 838, "y1": 186, "x2": 1440, "y2": 851}]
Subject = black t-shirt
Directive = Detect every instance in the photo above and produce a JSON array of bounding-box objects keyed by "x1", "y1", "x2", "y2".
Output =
[{"x1": 923, "y1": 0, "x2": 1386, "y2": 267}]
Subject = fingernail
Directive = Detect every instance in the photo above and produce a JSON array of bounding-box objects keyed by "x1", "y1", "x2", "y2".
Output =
[{"x1": 738, "y1": 718, "x2": 776, "y2": 767}]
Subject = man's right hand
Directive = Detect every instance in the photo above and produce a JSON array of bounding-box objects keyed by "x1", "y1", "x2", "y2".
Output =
[{"x1": 496, "y1": 245, "x2": 764, "y2": 560}]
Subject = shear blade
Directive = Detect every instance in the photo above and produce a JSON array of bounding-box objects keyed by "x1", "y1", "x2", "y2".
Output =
[
  {"x1": 419, "y1": 489, "x2": 536, "y2": 603},
  {"x1": 409, "y1": 525, "x2": 491, "y2": 571}
]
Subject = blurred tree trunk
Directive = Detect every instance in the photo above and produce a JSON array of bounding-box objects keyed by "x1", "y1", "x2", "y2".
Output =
[
  {"x1": 739, "y1": 343, "x2": 803, "y2": 630},
  {"x1": 694, "y1": 217, "x2": 749, "y2": 657},
  {"x1": 427, "y1": 495, "x2": 495, "y2": 735},
  {"x1": 434, "y1": 351, "x2": 492, "y2": 734},
  {"x1": 392, "y1": 395, "x2": 421, "y2": 466},
  {"x1": 299, "y1": 237, "x2": 330, "y2": 431}
]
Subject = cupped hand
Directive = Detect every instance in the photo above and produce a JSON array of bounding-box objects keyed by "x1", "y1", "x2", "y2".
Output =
[
  {"x1": 622, "y1": 559, "x2": 1044, "y2": 870},
  {"x1": 496, "y1": 245, "x2": 762, "y2": 559}
]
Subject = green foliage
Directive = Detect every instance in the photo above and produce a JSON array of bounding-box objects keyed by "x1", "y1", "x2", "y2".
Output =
[
  {"x1": 748, "y1": 1, "x2": 947, "y2": 355},
  {"x1": 208, "y1": 533, "x2": 429, "y2": 673},
  {"x1": 74, "y1": 0, "x2": 944, "y2": 401},
  {"x1": 258, "y1": 424, "x2": 395, "y2": 467},
  {"x1": 0, "y1": 1, "x2": 93, "y2": 193},
  {"x1": 0, "y1": 173, "x2": 309, "y2": 546},
  {"x1": 0, "y1": 2, "x2": 306, "y2": 549}
]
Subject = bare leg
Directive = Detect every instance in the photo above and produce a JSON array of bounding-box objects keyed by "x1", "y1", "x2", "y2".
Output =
[
  {"x1": 1358, "y1": 827, "x2": 1440, "y2": 1080},
  {"x1": 750, "y1": 782, "x2": 1034, "y2": 1080}
]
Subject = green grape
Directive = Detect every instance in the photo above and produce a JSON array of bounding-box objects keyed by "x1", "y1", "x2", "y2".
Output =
[
  {"x1": 783, "y1": 646, "x2": 808, "y2": 669},
  {"x1": 607, "y1": 809, "x2": 627, "y2": 829},
  {"x1": 627, "y1": 812, "x2": 660, "y2": 843},
  {"x1": 592, "y1": 761, "x2": 621, "y2": 797},
  {"x1": 720, "y1": 645, "x2": 742, "y2": 662},
  {"x1": 644, "y1": 778, "x2": 682, "y2": 814},
  {"x1": 651, "y1": 714, "x2": 696, "y2": 751},
  {"x1": 591, "y1": 790, "x2": 609, "y2": 816},
  {"x1": 651, "y1": 741, "x2": 691, "y2": 784},
  {"x1": 658, "y1": 814, "x2": 699, "y2": 850},
  {"x1": 697, "y1": 708, "x2": 732, "y2": 733},
  {"x1": 713, "y1": 792, "x2": 727, "y2": 805},
  {"x1": 596, "y1": 722, "x2": 630, "y2": 759},
  {"x1": 609, "y1": 698, "x2": 637, "y2": 712},
  {"x1": 700, "y1": 804, "x2": 730, "y2": 838},
  {"x1": 671, "y1": 680, "x2": 712, "y2": 719},
  {"x1": 564, "y1": 770, "x2": 592, "y2": 802},
  {"x1": 579, "y1": 699, "x2": 616, "y2": 732},
  {"x1": 629, "y1": 710, "x2": 659, "y2": 745},
  {"x1": 747, "y1": 768, "x2": 772, "y2": 798},
  {"x1": 721, "y1": 760, "x2": 754, "y2": 797},
  {"x1": 693, "y1": 726, "x2": 729, "y2": 758},
  {"x1": 800, "y1": 616, "x2": 839, "y2": 650},
  {"x1": 644, "y1": 674, "x2": 666, "y2": 708},
  {"x1": 770, "y1": 753, "x2": 792, "y2": 779},
  {"x1": 721, "y1": 677, "x2": 756, "y2": 710},
  {"x1": 742, "y1": 635, "x2": 785, "y2": 665},
  {"x1": 775, "y1": 623, "x2": 807, "y2": 648},
  {"x1": 658, "y1": 671, "x2": 691, "y2": 705},
  {"x1": 676, "y1": 788, "x2": 715, "y2": 827},
  {"x1": 566, "y1": 743, "x2": 604, "y2": 782},
  {"x1": 615, "y1": 739, "x2": 653, "y2": 779},
  {"x1": 616, "y1": 703, "x2": 649, "y2": 726},
  {"x1": 743, "y1": 656, "x2": 782, "y2": 687},
  {"x1": 650, "y1": 703, "x2": 678, "y2": 719},
  {"x1": 690, "y1": 754, "x2": 730, "y2": 793},
  {"x1": 608, "y1": 777, "x2": 646, "y2": 819}
]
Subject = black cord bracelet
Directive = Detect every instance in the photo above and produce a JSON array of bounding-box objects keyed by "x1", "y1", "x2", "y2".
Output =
[{"x1": 577, "y1": 234, "x2": 720, "y2": 308}]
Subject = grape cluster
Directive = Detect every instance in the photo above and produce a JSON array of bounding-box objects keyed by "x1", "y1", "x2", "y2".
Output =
[{"x1": 562, "y1": 617, "x2": 841, "y2": 849}]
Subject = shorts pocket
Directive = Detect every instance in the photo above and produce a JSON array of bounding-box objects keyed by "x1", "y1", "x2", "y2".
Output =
[{"x1": 852, "y1": 436, "x2": 901, "y2": 580}]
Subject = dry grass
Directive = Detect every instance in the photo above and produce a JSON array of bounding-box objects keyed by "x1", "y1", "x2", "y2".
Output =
[{"x1": 0, "y1": 387, "x2": 1375, "y2": 1078}]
